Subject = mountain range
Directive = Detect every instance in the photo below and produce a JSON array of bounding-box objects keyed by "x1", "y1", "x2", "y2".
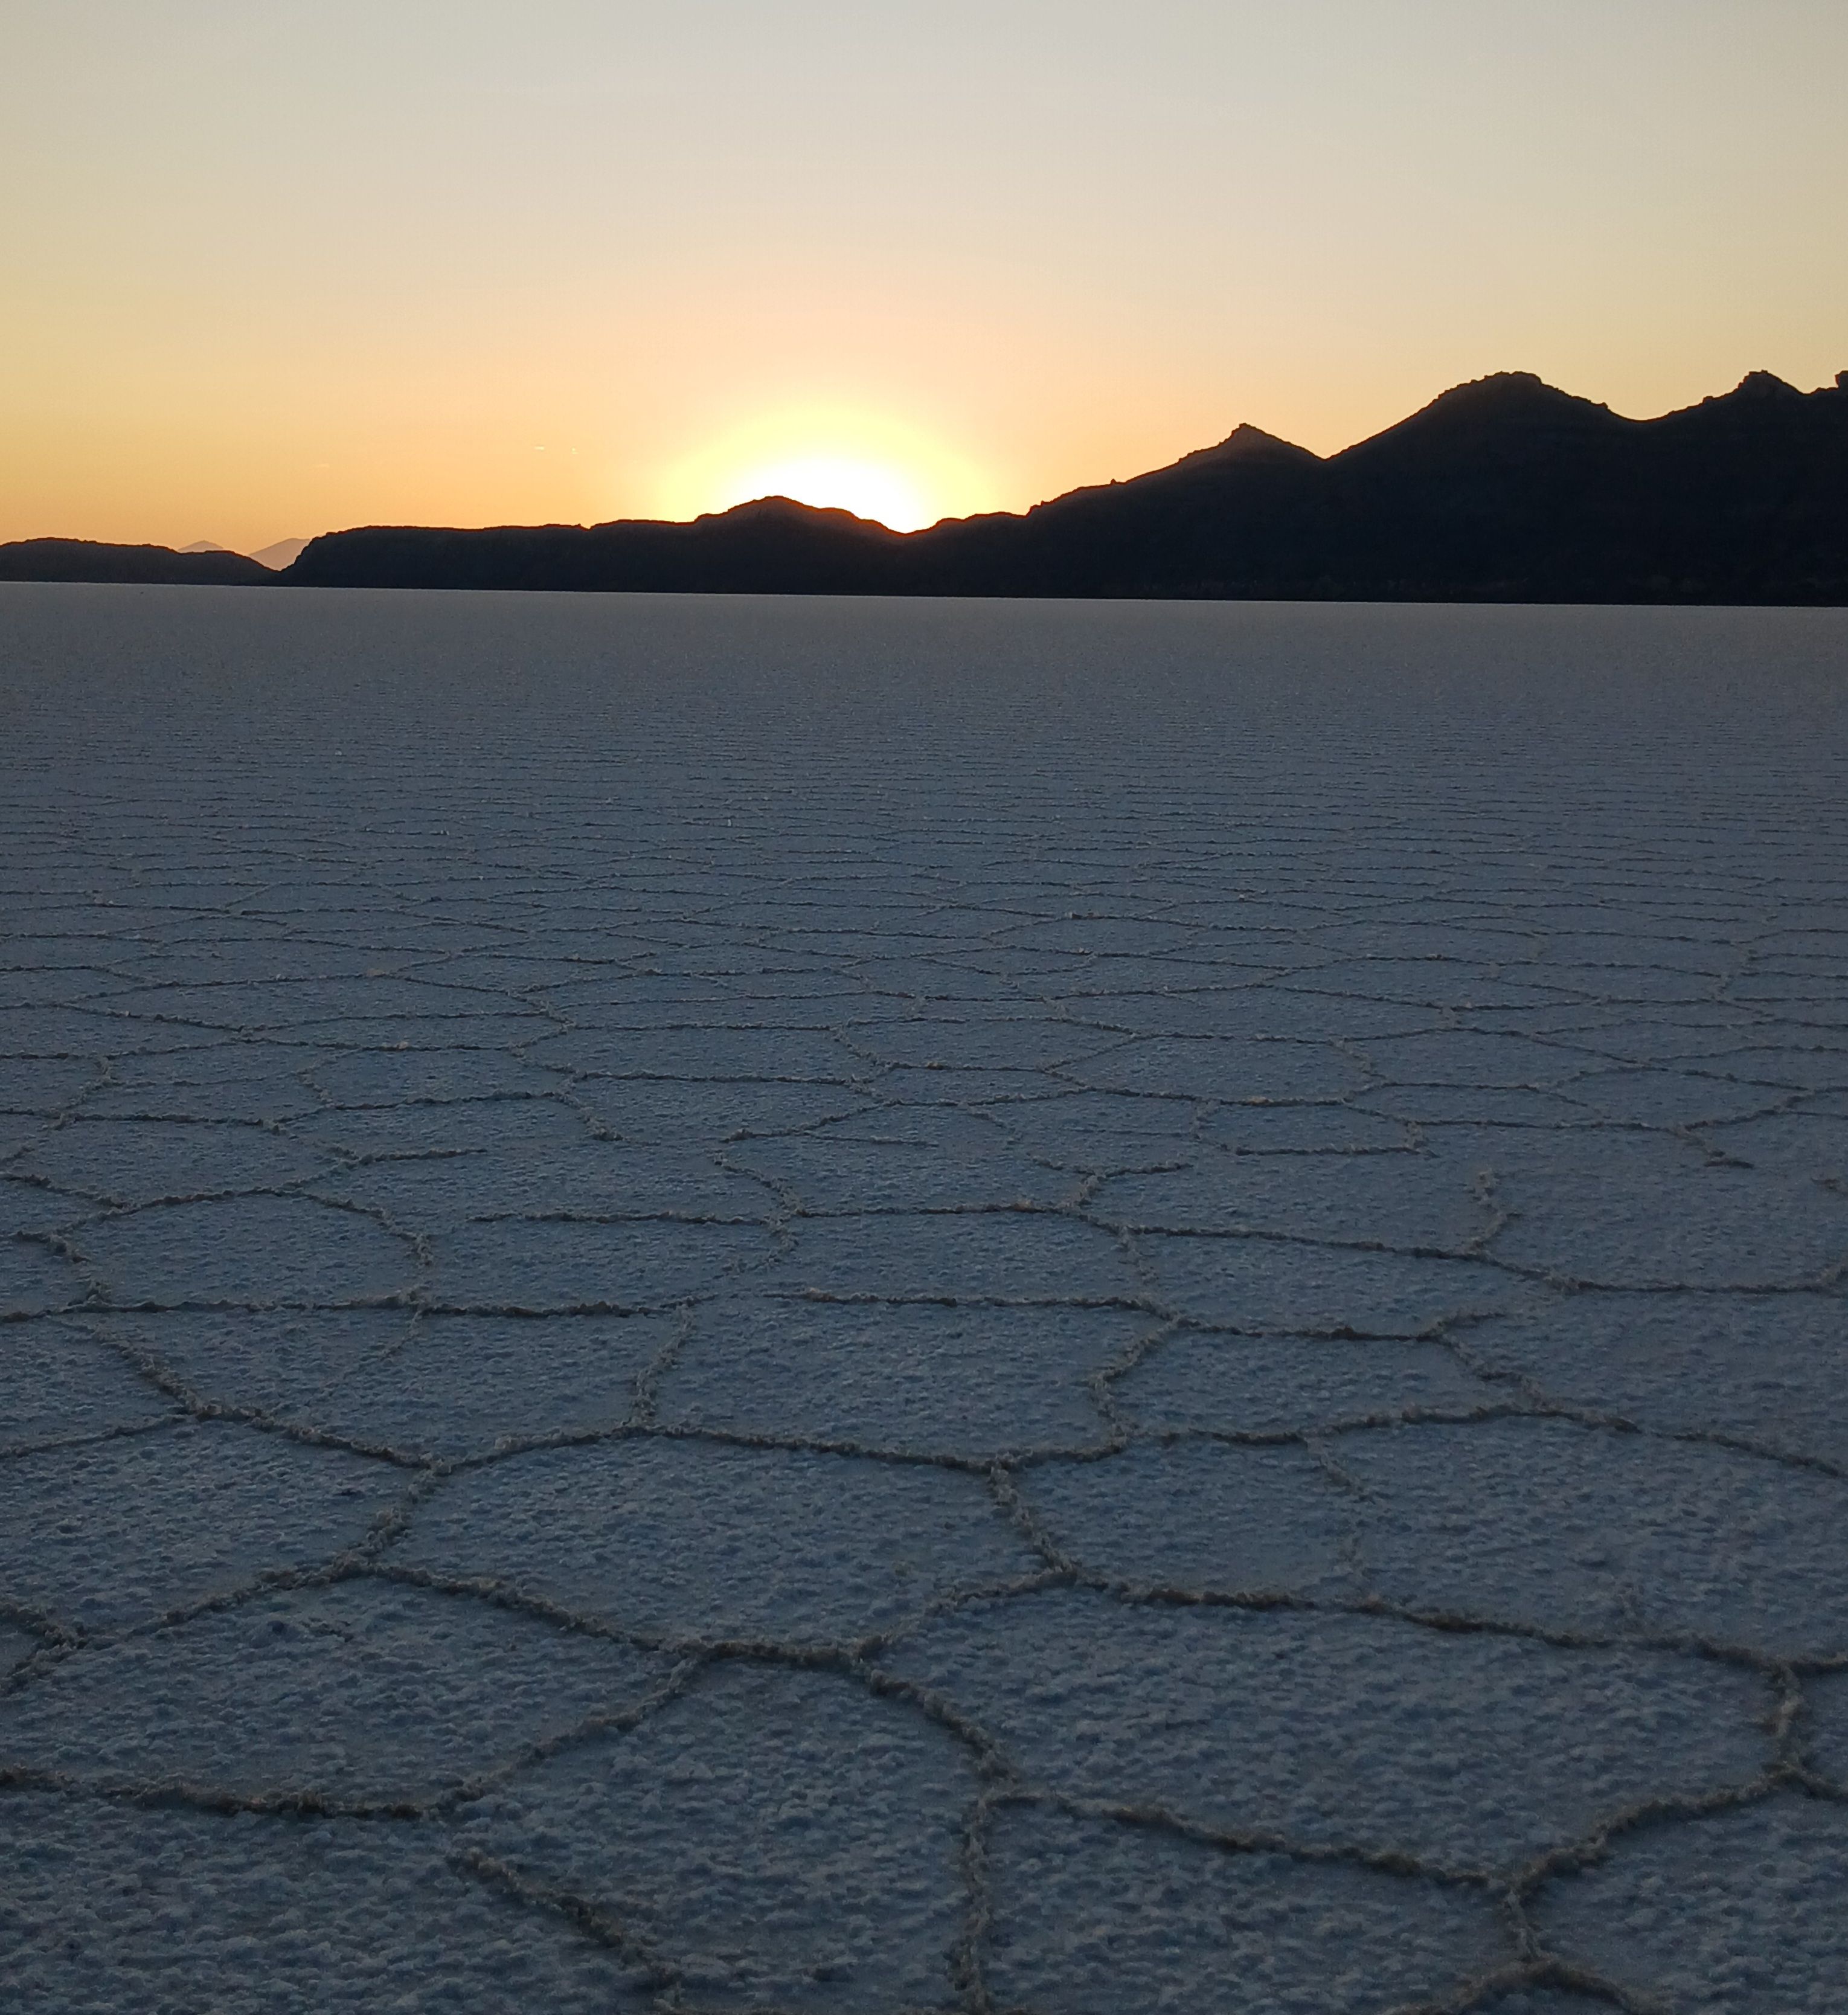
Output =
[
  {"x1": 179, "y1": 537, "x2": 312, "y2": 571},
  {"x1": 7, "y1": 370, "x2": 1846, "y2": 603}
]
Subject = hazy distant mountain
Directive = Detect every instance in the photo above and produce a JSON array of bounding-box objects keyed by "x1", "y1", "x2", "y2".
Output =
[
  {"x1": 181, "y1": 536, "x2": 309, "y2": 568},
  {"x1": 0, "y1": 539, "x2": 274, "y2": 586},
  {"x1": 7, "y1": 371, "x2": 1845, "y2": 602},
  {"x1": 249, "y1": 537, "x2": 309, "y2": 570}
]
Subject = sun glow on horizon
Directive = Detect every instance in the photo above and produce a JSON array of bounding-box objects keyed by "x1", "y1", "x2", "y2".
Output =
[
  {"x1": 653, "y1": 407, "x2": 992, "y2": 533},
  {"x1": 709, "y1": 454, "x2": 931, "y2": 531}
]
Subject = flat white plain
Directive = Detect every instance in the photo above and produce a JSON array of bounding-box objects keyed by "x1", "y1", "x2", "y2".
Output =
[{"x1": 2, "y1": 587, "x2": 1847, "y2": 2013}]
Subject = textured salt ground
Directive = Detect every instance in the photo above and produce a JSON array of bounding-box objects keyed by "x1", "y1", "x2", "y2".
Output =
[
  {"x1": 458, "y1": 1660, "x2": 978, "y2": 2008},
  {"x1": 2, "y1": 1579, "x2": 675, "y2": 1806},
  {"x1": 91, "y1": 1307, "x2": 681, "y2": 1462},
  {"x1": 3, "y1": 588, "x2": 1848, "y2": 2013},
  {"x1": 0, "y1": 1324, "x2": 175, "y2": 1453},
  {"x1": 1530, "y1": 1799, "x2": 1848, "y2": 2014},
  {"x1": 396, "y1": 1439, "x2": 1041, "y2": 1644},
  {"x1": 652, "y1": 1298, "x2": 1143, "y2": 1458},
  {"x1": 1014, "y1": 1441, "x2": 1358, "y2": 1594},
  {"x1": 877, "y1": 1590, "x2": 1769, "y2": 1872},
  {"x1": 1114, "y1": 1326, "x2": 1493, "y2": 1434},
  {"x1": 981, "y1": 1804, "x2": 1505, "y2": 2014},
  {"x1": 1, "y1": 1423, "x2": 405, "y2": 1631},
  {"x1": 1346, "y1": 1416, "x2": 1848, "y2": 1657},
  {"x1": 1, "y1": 1795, "x2": 656, "y2": 2013}
]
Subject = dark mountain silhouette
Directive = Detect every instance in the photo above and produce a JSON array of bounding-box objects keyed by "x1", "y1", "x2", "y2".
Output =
[
  {"x1": 280, "y1": 500, "x2": 908, "y2": 596},
  {"x1": 7, "y1": 370, "x2": 1844, "y2": 601},
  {"x1": 281, "y1": 369, "x2": 1847, "y2": 603},
  {"x1": 0, "y1": 539, "x2": 274, "y2": 587}
]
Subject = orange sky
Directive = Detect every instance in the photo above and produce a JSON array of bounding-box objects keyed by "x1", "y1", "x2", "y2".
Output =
[{"x1": 5, "y1": 2, "x2": 1846, "y2": 551}]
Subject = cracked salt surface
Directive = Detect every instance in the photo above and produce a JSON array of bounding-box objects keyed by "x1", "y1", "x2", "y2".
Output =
[{"x1": 2, "y1": 588, "x2": 1846, "y2": 2013}]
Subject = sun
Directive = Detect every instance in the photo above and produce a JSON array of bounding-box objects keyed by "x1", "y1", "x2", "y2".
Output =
[
  {"x1": 711, "y1": 454, "x2": 930, "y2": 532},
  {"x1": 653, "y1": 407, "x2": 990, "y2": 533}
]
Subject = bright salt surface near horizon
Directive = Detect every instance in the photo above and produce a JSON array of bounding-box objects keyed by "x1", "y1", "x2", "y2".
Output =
[{"x1": 2, "y1": 587, "x2": 1847, "y2": 2014}]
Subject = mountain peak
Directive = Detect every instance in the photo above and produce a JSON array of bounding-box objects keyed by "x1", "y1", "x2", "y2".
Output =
[
  {"x1": 1730, "y1": 369, "x2": 1802, "y2": 400},
  {"x1": 1422, "y1": 370, "x2": 1591, "y2": 414},
  {"x1": 1338, "y1": 370, "x2": 1624, "y2": 463},
  {"x1": 701, "y1": 495, "x2": 895, "y2": 533},
  {"x1": 1178, "y1": 422, "x2": 1320, "y2": 469},
  {"x1": 249, "y1": 536, "x2": 310, "y2": 571},
  {"x1": 1665, "y1": 369, "x2": 1817, "y2": 426}
]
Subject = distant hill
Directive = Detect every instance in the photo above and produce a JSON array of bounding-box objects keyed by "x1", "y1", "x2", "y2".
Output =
[
  {"x1": 0, "y1": 539, "x2": 274, "y2": 587},
  {"x1": 249, "y1": 536, "x2": 309, "y2": 571},
  {"x1": 179, "y1": 535, "x2": 311, "y2": 569},
  {"x1": 7, "y1": 371, "x2": 1846, "y2": 602}
]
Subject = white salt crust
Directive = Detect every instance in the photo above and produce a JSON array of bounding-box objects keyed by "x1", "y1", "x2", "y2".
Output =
[{"x1": 3, "y1": 589, "x2": 1847, "y2": 2011}]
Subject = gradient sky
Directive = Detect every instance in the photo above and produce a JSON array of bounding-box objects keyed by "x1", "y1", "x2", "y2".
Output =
[{"x1": 6, "y1": 1, "x2": 1846, "y2": 548}]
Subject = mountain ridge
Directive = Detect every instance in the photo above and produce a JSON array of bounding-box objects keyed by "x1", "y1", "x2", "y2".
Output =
[
  {"x1": 0, "y1": 539, "x2": 275, "y2": 587},
  {"x1": 6, "y1": 369, "x2": 1845, "y2": 602},
  {"x1": 274, "y1": 365, "x2": 1848, "y2": 603}
]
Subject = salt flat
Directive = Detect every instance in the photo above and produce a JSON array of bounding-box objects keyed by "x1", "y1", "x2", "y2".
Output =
[{"x1": 2, "y1": 586, "x2": 1847, "y2": 2013}]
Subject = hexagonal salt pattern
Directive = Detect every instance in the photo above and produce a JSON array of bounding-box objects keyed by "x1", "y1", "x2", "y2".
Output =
[
  {"x1": 4, "y1": 588, "x2": 1847, "y2": 2010},
  {"x1": 13, "y1": 1114, "x2": 330, "y2": 1206},
  {"x1": 91, "y1": 1307, "x2": 678, "y2": 1461},
  {"x1": 1463, "y1": 1292, "x2": 1848, "y2": 1469},
  {"x1": 458, "y1": 1661, "x2": 976, "y2": 2008},
  {"x1": 1532, "y1": 1797, "x2": 1848, "y2": 2013},
  {"x1": 1016, "y1": 1441, "x2": 1356, "y2": 1593},
  {"x1": 396, "y1": 1439, "x2": 1038, "y2": 1644},
  {"x1": 70, "y1": 1194, "x2": 420, "y2": 1307},
  {"x1": 653, "y1": 1297, "x2": 1144, "y2": 1457},
  {"x1": 0, "y1": 1322, "x2": 176, "y2": 1453},
  {"x1": 1347, "y1": 1416, "x2": 1848, "y2": 1657},
  {"x1": 1801, "y1": 1669, "x2": 1848, "y2": 1788},
  {"x1": 981, "y1": 1804, "x2": 1506, "y2": 2013},
  {"x1": 879, "y1": 1589, "x2": 1769, "y2": 1872},
  {"x1": 0, "y1": 1792, "x2": 655, "y2": 2013},
  {"x1": 0, "y1": 1579, "x2": 673, "y2": 1807},
  {"x1": 1114, "y1": 1326, "x2": 1495, "y2": 1433},
  {"x1": 0, "y1": 1423, "x2": 405, "y2": 1632},
  {"x1": 0, "y1": 1232, "x2": 82, "y2": 1319}
]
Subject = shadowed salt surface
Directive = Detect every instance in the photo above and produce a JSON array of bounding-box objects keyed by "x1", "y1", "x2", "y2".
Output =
[{"x1": 2, "y1": 586, "x2": 1847, "y2": 2012}]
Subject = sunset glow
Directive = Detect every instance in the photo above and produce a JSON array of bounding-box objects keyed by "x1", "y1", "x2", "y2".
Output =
[
  {"x1": 3, "y1": 4, "x2": 1844, "y2": 550},
  {"x1": 655, "y1": 409, "x2": 992, "y2": 533},
  {"x1": 708, "y1": 457, "x2": 931, "y2": 532}
]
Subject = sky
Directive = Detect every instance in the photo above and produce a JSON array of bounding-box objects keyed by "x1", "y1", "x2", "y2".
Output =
[{"x1": 5, "y1": 1, "x2": 1846, "y2": 549}]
